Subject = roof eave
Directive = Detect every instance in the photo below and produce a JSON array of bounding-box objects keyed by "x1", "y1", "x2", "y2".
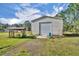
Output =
[{"x1": 31, "y1": 16, "x2": 62, "y2": 22}]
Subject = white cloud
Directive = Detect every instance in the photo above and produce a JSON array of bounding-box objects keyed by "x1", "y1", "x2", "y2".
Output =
[
  {"x1": 50, "y1": 6, "x2": 63, "y2": 16},
  {"x1": 28, "y1": 14, "x2": 42, "y2": 20},
  {"x1": 0, "y1": 18, "x2": 21, "y2": 25},
  {"x1": 9, "y1": 18, "x2": 21, "y2": 25},
  {"x1": 10, "y1": 4, "x2": 64, "y2": 24},
  {"x1": 46, "y1": 12, "x2": 57, "y2": 17},
  {"x1": 53, "y1": 6, "x2": 59, "y2": 12},
  {"x1": 15, "y1": 5, "x2": 62, "y2": 23},
  {"x1": 15, "y1": 3, "x2": 64, "y2": 24},
  {"x1": 15, "y1": 7, "x2": 42, "y2": 22},
  {"x1": 42, "y1": 10, "x2": 57, "y2": 17},
  {"x1": 59, "y1": 7, "x2": 63, "y2": 11},
  {"x1": 53, "y1": 6, "x2": 63, "y2": 14},
  {"x1": 0, "y1": 3, "x2": 66, "y2": 25},
  {"x1": 43, "y1": 6, "x2": 63, "y2": 17},
  {"x1": 0, "y1": 18, "x2": 9, "y2": 24}
]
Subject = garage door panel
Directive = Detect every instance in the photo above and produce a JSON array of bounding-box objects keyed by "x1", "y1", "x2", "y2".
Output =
[{"x1": 40, "y1": 23, "x2": 52, "y2": 36}]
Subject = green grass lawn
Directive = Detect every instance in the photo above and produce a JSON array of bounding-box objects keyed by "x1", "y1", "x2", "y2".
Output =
[
  {"x1": 43, "y1": 37, "x2": 79, "y2": 56},
  {"x1": 0, "y1": 32, "x2": 79, "y2": 56},
  {"x1": 0, "y1": 32, "x2": 31, "y2": 55}
]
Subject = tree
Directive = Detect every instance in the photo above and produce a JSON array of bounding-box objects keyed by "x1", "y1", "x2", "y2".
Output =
[
  {"x1": 59, "y1": 3, "x2": 79, "y2": 32},
  {"x1": 23, "y1": 21, "x2": 31, "y2": 31}
]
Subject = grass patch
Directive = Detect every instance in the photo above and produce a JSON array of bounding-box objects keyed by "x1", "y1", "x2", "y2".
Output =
[
  {"x1": 1, "y1": 32, "x2": 79, "y2": 56},
  {"x1": 0, "y1": 32, "x2": 31, "y2": 55},
  {"x1": 38, "y1": 37, "x2": 79, "y2": 56},
  {"x1": 16, "y1": 50, "x2": 31, "y2": 56}
]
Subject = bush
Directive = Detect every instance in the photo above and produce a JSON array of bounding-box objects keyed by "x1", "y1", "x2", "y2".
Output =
[
  {"x1": 22, "y1": 34, "x2": 26, "y2": 38},
  {"x1": 64, "y1": 34, "x2": 79, "y2": 37},
  {"x1": 25, "y1": 35, "x2": 36, "y2": 39},
  {"x1": 17, "y1": 34, "x2": 21, "y2": 37}
]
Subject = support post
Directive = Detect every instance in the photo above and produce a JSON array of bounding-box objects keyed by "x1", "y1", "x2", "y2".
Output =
[{"x1": 9, "y1": 30, "x2": 10, "y2": 37}]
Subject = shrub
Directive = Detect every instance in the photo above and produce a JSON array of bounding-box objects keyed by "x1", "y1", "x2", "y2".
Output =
[
  {"x1": 22, "y1": 34, "x2": 27, "y2": 38},
  {"x1": 25, "y1": 35, "x2": 36, "y2": 39},
  {"x1": 17, "y1": 34, "x2": 21, "y2": 37}
]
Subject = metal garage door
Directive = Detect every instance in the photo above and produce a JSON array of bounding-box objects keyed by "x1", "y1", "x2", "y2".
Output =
[{"x1": 40, "y1": 22, "x2": 52, "y2": 36}]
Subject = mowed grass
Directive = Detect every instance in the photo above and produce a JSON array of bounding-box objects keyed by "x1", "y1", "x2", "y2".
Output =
[
  {"x1": 15, "y1": 37, "x2": 79, "y2": 56},
  {"x1": 0, "y1": 32, "x2": 79, "y2": 56},
  {"x1": 0, "y1": 32, "x2": 31, "y2": 55},
  {"x1": 40, "y1": 37, "x2": 79, "y2": 56}
]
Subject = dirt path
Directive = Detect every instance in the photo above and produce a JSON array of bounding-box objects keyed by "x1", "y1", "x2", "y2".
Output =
[
  {"x1": 4, "y1": 41, "x2": 29, "y2": 56},
  {"x1": 3, "y1": 39, "x2": 48, "y2": 56}
]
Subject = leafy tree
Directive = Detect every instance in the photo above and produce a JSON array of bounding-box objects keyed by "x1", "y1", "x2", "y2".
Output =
[
  {"x1": 59, "y1": 3, "x2": 79, "y2": 32},
  {"x1": 23, "y1": 21, "x2": 31, "y2": 31}
]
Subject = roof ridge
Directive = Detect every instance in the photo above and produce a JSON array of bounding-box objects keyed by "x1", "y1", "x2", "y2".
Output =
[{"x1": 31, "y1": 15, "x2": 62, "y2": 22}]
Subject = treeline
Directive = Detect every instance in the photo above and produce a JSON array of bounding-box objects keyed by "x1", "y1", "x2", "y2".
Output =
[{"x1": 0, "y1": 21, "x2": 31, "y2": 32}]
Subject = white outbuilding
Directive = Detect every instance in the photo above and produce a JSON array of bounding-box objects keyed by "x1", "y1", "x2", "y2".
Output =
[{"x1": 31, "y1": 16, "x2": 63, "y2": 36}]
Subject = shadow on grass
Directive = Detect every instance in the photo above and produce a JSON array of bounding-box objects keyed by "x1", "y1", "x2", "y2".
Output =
[
  {"x1": 0, "y1": 45, "x2": 11, "y2": 50},
  {"x1": 8, "y1": 35, "x2": 36, "y2": 39},
  {"x1": 64, "y1": 34, "x2": 79, "y2": 37}
]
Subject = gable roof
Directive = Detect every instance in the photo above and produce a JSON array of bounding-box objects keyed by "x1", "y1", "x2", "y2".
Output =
[{"x1": 31, "y1": 16, "x2": 62, "y2": 22}]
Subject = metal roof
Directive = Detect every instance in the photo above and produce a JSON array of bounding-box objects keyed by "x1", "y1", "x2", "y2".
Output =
[
  {"x1": 31, "y1": 16, "x2": 62, "y2": 22},
  {"x1": 8, "y1": 27, "x2": 26, "y2": 30}
]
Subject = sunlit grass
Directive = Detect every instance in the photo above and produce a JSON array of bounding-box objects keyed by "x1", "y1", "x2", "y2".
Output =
[
  {"x1": 0, "y1": 32, "x2": 31, "y2": 55},
  {"x1": 0, "y1": 32, "x2": 79, "y2": 56},
  {"x1": 38, "y1": 37, "x2": 79, "y2": 56}
]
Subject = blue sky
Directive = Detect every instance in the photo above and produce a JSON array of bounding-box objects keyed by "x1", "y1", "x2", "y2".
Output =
[{"x1": 0, "y1": 3, "x2": 69, "y2": 24}]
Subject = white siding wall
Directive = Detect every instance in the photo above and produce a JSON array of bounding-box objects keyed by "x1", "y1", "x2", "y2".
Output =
[
  {"x1": 52, "y1": 20, "x2": 63, "y2": 35},
  {"x1": 32, "y1": 17, "x2": 63, "y2": 36},
  {"x1": 31, "y1": 22, "x2": 39, "y2": 35}
]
